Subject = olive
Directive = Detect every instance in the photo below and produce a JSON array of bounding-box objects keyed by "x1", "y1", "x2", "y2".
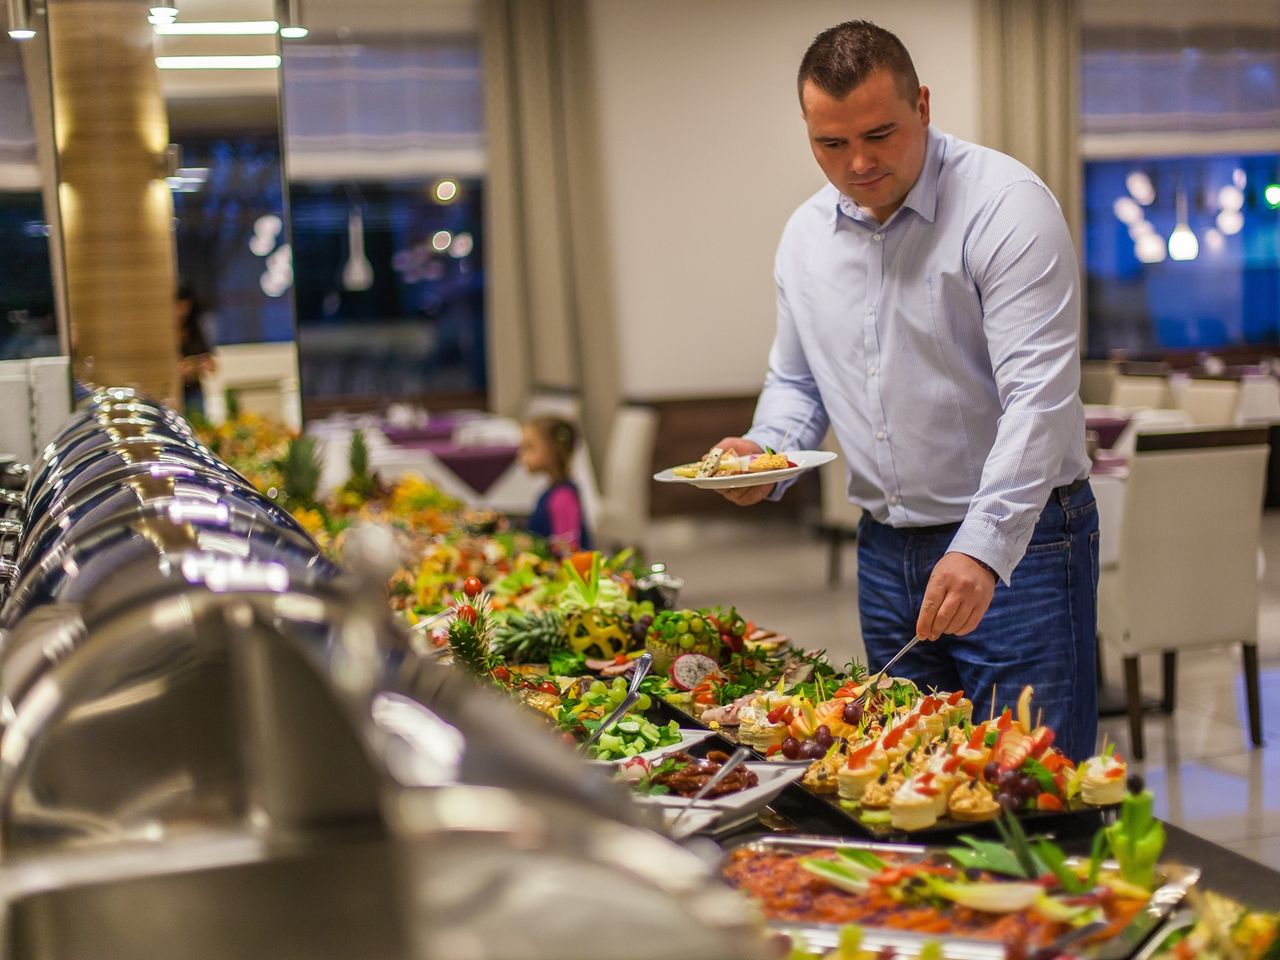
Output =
[{"x1": 1127, "y1": 773, "x2": 1145, "y2": 795}]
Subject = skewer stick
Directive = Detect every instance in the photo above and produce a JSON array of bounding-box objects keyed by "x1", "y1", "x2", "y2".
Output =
[
  {"x1": 988, "y1": 682, "x2": 998, "y2": 722},
  {"x1": 1035, "y1": 707, "x2": 1043, "y2": 730}
]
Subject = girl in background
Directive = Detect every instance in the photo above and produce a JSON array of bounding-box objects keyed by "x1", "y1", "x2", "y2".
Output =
[{"x1": 520, "y1": 415, "x2": 592, "y2": 554}]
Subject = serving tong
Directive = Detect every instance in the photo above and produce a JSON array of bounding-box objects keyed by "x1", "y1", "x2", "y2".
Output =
[
  {"x1": 579, "y1": 653, "x2": 653, "y2": 752},
  {"x1": 668, "y1": 746, "x2": 753, "y2": 832},
  {"x1": 855, "y1": 635, "x2": 923, "y2": 701}
]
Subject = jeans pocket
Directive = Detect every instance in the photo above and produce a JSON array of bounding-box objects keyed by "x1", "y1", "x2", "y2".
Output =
[{"x1": 1024, "y1": 538, "x2": 1071, "y2": 555}]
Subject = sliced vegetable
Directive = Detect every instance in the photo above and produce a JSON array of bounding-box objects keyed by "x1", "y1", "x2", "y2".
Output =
[
  {"x1": 800, "y1": 858, "x2": 872, "y2": 894},
  {"x1": 1103, "y1": 776, "x2": 1165, "y2": 890},
  {"x1": 930, "y1": 878, "x2": 1044, "y2": 913}
]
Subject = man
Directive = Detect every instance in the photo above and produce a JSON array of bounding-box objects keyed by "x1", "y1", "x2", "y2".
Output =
[{"x1": 719, "y1": 20, "x2": 1098, "y2": 759}]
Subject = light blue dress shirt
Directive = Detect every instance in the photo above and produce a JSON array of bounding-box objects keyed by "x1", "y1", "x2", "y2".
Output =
[{"x1": 745, "y1": 126, "x2": 1089, "y2": 584}]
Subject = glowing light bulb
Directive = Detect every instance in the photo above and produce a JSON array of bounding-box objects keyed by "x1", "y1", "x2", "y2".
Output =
[
  {"x1": 1135, "y1": 232, "x2": 1166, "y2": 264},
  {"x1": 1126, "y1": 171, "x2": 1155, "y2": 206},
  {"x1": 1265, "y1": 184, "x2": 1280, "y2": 209},
  {"x1": 1217, "y1": 209, "x2": 1244, "y2": 236},
  {"x1": 1168, "y1": 224, "x2": 1198, "y2": 261},
  {"x1": 1113, "y1": 197, "x2": 1142, "y2": 225}
]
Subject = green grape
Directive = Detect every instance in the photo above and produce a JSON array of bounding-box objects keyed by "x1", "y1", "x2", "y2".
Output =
[
  {"x1": 690, "y1": 618, "x2": 705, "y2": 634},
  {"x1": 677, "y1": 621, "x2": 690, "y2": 635},
  {"x1": 663, "y1": 623, "x2": 677, "y2": 640},
  {"x1": 589, "y1": 680, "x2": 606, "y2": 696},
  {"x1": 611, "y1": 677, "x2": 626, "y2": 691},
  {"x1": 679, "y1": 634, "x2": 695, "y2": 650},
  {"x1": 636, "y1": 694, "x2": 652, "y2": 711}
]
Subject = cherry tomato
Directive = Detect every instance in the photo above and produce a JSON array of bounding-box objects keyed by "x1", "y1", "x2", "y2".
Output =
[
  {"x1": 538, "y1": 681, "x2": 559, "y2": 696},
  {"x1": 456, "y1": 604, "x2": 478, "y2": 625},
  {"x1": 491, "y1": 665, "x2": 511, "y2": 683},
  {"x1": 1036, "y1": 793, "x2": 1064, "y2": 812},
  {"x1": 462, "y1": 576, "x2": 483, "y2": 598}
]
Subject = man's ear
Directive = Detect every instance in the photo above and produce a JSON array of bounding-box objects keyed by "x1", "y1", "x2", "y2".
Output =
[{"x1": 918, "y1": 85, "x2": 931, "y2": 126}]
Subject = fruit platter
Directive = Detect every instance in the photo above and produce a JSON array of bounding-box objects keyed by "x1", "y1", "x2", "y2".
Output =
[{"x1": 724, "y1": 776, "x2": 1197, "y2": 959}]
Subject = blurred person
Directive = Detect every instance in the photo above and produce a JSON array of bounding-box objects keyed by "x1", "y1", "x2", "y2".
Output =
[
  {"x1": 520, "y1": 415, "x2": 591, "y2": 555},
  {"x1": 717, "y1": 21, "x2": 1097, "y2": 758},
  {"x1": 176, "y1": 278, "x2": 216, "y2": 415}
]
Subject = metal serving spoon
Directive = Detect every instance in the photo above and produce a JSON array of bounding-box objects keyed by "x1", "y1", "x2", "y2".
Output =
[
  {"x1": 580, "y1": 653, "x2": 654, "y2": 752},
  {"x1": 668, "y1": 746, "x2": 753, "y2": 832}
]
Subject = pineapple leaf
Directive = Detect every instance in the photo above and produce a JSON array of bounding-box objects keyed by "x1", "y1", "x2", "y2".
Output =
[{"x1": 281, "y1": 436, "x2": 322, "y2": 508}]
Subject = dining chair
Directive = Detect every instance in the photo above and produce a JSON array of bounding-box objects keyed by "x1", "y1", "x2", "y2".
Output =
[
  {"x1": 1109, "y1": 374, "x2": 1174, "y2": 411},
  {"x1": 1108, "y1": 408, "x2": 1193, "y2": 457},
  {"x1": 1079, "y1": 360, "x2": 1118, "y2": 406},
  {"x1": 1239, "y1": 374, "x2": 1280, "y2": 424},
  {"x1": 594, "y1": 405, "x2": 659, "y2": 554},
  {"x1": 1175, "y1": 378, "x2": 1242, "y2": 427},
  {"x1": 1096, "y1": 427, "x2": 1269, "y2": 759},
  {"x1": 817, "y1": 431, "x2": 861, "y2": 586}
]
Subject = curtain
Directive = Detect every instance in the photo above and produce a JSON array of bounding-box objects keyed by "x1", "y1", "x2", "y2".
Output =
[
  {"x1": 480, "y1": 0, "x2": 618, "y2": 459},
  {"x1": 977, "y1": 0, "x2": 1082, "y2": 248}
]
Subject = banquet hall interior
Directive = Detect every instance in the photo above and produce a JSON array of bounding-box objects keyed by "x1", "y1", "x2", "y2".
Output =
[{"x1": 2, "y1": 0, "x2": 1280, "y2": 956}]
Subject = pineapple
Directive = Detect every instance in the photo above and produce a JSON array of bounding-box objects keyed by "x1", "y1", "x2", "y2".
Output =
[
  {"x1": 340, "y1": 429, "x2": 380, "y2": 504},
  {"x1": 492, "y1": 610, "x2": 567, "y2": 664},
  {"x1": 280, "y1": 436, "x2": 322, "y2": 509},
  {"x1": 447, "y1": 589, "x2": 500, "y2": 677}
]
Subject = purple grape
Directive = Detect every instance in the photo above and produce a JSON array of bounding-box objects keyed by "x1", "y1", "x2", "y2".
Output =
[
  {"x1": 814, "y1": 725, "x2": 834, "y2": 748},
  {"x1": 801, "y1": 740, "x2": 826, "y2": 760},
  {"x1": 982, "y1": 761, "x2": 1000, "y2": 782},
  {"x1": 780, "y1": 737, "x2": 800, "y2": 760},
  {"x1": 842, "y1": 700, "x2": 864, "y2": 726},
  {"x1": 1018, "y1": 774, "x2": 1038, "y2": 797},
  {"x1": 997, "y1": 792, "x2": 1021, "y2": 813},
  {"x1": 998, "y1": 769, "x2": 1020, "y2": 789}
]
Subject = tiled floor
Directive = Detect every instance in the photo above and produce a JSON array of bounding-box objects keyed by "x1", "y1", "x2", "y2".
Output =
[{"x1": 647, "y1": 510, "x2": 1280, "y2": 872}]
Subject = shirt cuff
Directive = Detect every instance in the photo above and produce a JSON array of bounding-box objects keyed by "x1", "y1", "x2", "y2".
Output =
[{"x1": 946, "y1": 514, "x2": 1028, "y2": 586}]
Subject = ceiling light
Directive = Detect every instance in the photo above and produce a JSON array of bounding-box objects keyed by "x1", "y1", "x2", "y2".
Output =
[
  {"x1": 7, "y1": 0, "x2": 34, "y2": 39},
  {"x1": 1134, "y1": 232, "x2": 1166, "y2": 264},
  {"x1": 1217, "y1": 185, "x2": 1244, "y2": 212},
  {"x1": 432, "y1": 179, "x2": 458, "y2": 203},
  {"x1": 155, "y1": 55, "x2": 281, "y2": 69},
  {"x1": 1216, "y1": 209, "x2": 1244, "y2": 236},
  {"x1": 155, "y1": 20, "x2": 279, "y2": 35},
  {"x1": 278, "y1": 0, "x2": 307, "y2": 38},
  {"x1": 1168, "y1": 189, "x2": 1198, "y2": 262},
  {"x1": 1112, "y1": 197, "x2": 1142, "y2": 225},
  {"x1": 1203, "y1": 228, "x2": 1225, "y2": 254},
  {"x1": 1265, "y1": 184, "x2": 1280, "y2": 209},
  {"x1": 1125, "y1": 171, "x2": 1155, "y2": 206}
]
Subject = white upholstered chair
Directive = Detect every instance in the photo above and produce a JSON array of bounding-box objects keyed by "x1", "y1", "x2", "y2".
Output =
[
  {"x1": 1096, "y1": 427, "x2": 1268, "y2": 759},
  {"x1": 1109, "y1": 374, "x2": 1174, "y2": 411},
  {"x1": 1175, "y1": 378, "x2": 1242, "y2": 427},
  {"x1": 594, "y1": 405, "x2": 659, "y2": 553},
  {"x1": 1108, "y1": 408, "x2": 1193, "y2": 457}
]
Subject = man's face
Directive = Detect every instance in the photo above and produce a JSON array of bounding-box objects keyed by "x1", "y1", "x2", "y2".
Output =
[{"x1": 802, "y1": 70, "x2": 930, "y2": 223}]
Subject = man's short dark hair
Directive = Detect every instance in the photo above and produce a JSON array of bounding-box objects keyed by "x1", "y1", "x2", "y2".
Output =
[{"x1": 797, "y1": 20, "x2": 920, "y2": 107}]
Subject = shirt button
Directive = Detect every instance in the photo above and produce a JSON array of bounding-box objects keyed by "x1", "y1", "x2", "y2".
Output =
[
  {"x1": 873, "y1": 233, "x2": 883, "y2": 242},
  {"x1": 876, "y1": 430, "x2": 886, "y2": 440},
  {"x1": 889, "y1": 494, "x2": 901, "y2": 506},
  {"x1": 868, "y1": 365, "x2": 878, "y2": 376}
]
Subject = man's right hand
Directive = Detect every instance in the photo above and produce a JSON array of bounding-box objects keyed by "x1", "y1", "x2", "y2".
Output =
[{"x1": 712, "y1": 437, "x2": 775, "y2": 506}]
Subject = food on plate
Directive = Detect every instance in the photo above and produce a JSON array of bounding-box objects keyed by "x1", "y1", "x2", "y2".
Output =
[
  {"x1": 644, "y1": 608, "x2": 725, "y2": 672},
  {"x1": 1079, "y1": 748, "x2": 1129, "y2": 806},
  {"x1": 671, "y1": 447, "x2": 797, "y2": 479},
  {"x1": 889, "y1": 773, "x2": 940, "y2": 832},
  {"x1": 837, "y1": 743, "x2": 885, "y2": 802},
  {"x1": 801, "y1": 744, "x2": 845, "y2": 794},
  {"x1": 668, "y1": 653, "x2": 722, "y2": 691},
  {"x1": 947, "y1": 778, "x2": 1001, "y2": 822},
  {"x1": 748, "y1": 451, "x2": 790, "y2": 472},
  {"x1": 618, "y1": 750, "x2": 760, "y2": 798},
  {"x1": 1148, "y1": 891, "x2": 1280, "y2": 960},
  {"x1": 723, "y1": 810, "x2": 1171, "y2": 953}
]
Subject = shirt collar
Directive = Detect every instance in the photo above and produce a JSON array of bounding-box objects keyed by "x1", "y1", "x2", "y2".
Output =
[{"x1": 830, "y1": 125, "x2": 945, "y2": 228}]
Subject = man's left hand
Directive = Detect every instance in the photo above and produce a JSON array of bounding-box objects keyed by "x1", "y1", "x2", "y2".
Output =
[{"x1": 915, "y1": 552, "x2": 996, "y2": 641}]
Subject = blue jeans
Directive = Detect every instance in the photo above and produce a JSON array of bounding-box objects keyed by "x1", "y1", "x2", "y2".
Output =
[{"x1": 856, "y1": 481, "x2": 1100, "y2": 760}]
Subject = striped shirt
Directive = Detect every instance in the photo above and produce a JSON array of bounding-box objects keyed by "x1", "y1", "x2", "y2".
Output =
[{"x1": 745, "y1": 126, "x2": 1089, "y2": 583}]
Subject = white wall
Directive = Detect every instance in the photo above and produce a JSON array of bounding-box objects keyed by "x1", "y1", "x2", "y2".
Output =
[{"x1": 582, "y1": 0, "x2": 981, "y2": 401}]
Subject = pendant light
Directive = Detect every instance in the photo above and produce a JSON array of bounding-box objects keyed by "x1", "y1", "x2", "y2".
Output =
[
  {"x1": 278, "y1": 0, "x2": 307, "y2": 38},
  {"x1": 342, "y1": 208, "x2": 374, "y2": 292},
  {"x1": 1167, "y1": 188, "x2": 1198, "y2": 262},
  {"x1": 7, "y1": 0, "x2": 34, "y2": 39}
]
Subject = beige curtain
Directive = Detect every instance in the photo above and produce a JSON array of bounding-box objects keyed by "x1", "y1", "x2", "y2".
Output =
[
  {"x1": 977, "y1": 0, "x2": 1082, "y2": 249},
  {"x1": 480, "y1": 0, "x2": 619, "y2": 459}
]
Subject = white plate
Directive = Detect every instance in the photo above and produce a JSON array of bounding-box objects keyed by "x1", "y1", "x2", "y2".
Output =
[
  {"x1": 654, "y1": 450, "x2": 838, "y2": 490},
  {"x1": 632, "y1": 762, "x2": 805, "y2": 828},
  {"x1": 588, "y1": 728, "x2": 714, "y2": 765}
]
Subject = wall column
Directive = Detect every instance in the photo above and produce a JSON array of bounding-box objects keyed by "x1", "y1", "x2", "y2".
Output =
[{"x1": 48, "y1": 0, "x2": 178, "y2": 402}]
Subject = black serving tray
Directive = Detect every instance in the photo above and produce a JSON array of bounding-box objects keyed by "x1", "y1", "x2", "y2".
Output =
[{"x1": 653, "y1": 698, "x2": 1114, "y2": 844}]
